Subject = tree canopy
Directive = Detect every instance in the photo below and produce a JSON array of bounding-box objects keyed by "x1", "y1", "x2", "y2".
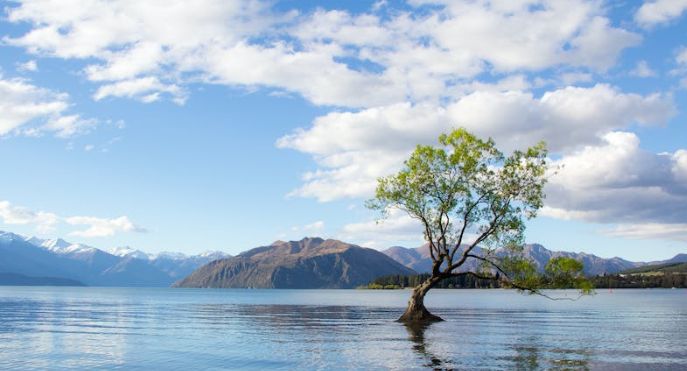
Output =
[{"x1": 368, "y1": 128, "x2": 592, "y2": 322}]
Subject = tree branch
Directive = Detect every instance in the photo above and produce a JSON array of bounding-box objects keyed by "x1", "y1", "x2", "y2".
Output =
[
  {"x1": 461, "y1": 254, "x2": 585, "y2": 301},
  {"x1": 450, "y1": 194, "x2": 486, "y2": 263}
]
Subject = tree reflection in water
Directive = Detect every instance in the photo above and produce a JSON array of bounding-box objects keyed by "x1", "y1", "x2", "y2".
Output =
[{"x1": 404, "y1": 322, "x2": 454, "y2": 370}]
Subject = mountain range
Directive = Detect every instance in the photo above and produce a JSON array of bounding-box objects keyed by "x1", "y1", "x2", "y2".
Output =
[
  {"x1": 0, "y1": 231, "x2": 230, "y2": 286},
  {"x1": 2, "y1": 229, "x2": 685, "y2": 288},
  {"x1": 381, "y1": 244, "x2": 687, "y2": 276},
  {"x1": 175, "y1": 237, "x2": 416, "y2": 288}
]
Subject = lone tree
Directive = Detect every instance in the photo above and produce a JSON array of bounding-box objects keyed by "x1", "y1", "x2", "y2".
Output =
[{"x1": 368, "y1": 128, "x2": 592, "y2": 324}]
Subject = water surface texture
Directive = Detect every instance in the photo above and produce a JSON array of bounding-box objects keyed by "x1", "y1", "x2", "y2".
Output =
[{"x1": 0, "y1": 287, "x2": 685, "y2": 370}]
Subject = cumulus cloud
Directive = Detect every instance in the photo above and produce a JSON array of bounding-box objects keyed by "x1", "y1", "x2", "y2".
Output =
[
  {"x1": 5, "y1": 0, "x2": 640, "y2": 107},
  {"x1": 542, "y1": 132, "x2": 687, "y2": 241},
  {"x1": 635, "y1": 0, "x2": 687, "y2": 27},
  {"x1": 66, "y1": 216, "x2": 147, "y2": 238},
  {"x1": 0, "y1": 76, "x2": 93, "y2": 137},
  {"x1": 0, "y1": 200, "x2": 58, "y2": 233},
  {"x1": 0, "y1": 200, "x2": 146, "y2": 238},
  {"x1": 278, "y1": 85, "x2": 675, "y2": 201},
  {"x1": 673, "y1": 149, "x2": 687, "y2": 183}
]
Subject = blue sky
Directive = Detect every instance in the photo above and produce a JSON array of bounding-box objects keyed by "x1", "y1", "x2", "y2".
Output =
[{"x1": 0, "y1": 0, "x2": 686, "y2": 261}]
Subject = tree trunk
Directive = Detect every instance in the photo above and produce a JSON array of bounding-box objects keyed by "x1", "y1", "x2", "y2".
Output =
[{"x1": 398, "y1": 276, "x2": 443, "y2": 323}]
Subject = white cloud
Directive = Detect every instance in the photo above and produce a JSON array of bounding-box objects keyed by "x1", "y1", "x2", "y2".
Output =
[
  {"x1": 42, "y1": 115, "x2": 96, "y2": 138},
  {"x1": 0, "y1": 77, "x2": 66, "y2": 135},
  {"x1": 542, "y1": 132, "x2": 687, "y2": 241},
  {"x1": 16, "y1": 60, "x2": 38, "y2": 72},
  {"x1": 278, "y1": 85, "x2": 675, "y2": 201},
  {"x1": 630, "y1": 60, "x2": 657, "y2": 77},
  {"x1": 0, "y1": 200, "x2": 58, "y2": 233},
  {"x1": 558, "y1": 72, "x2": 594, "y2": 85},
  {"x1": 338, "y1": 208, "x2": 423, "y2": 249},
  {"x1": 93, "y1": 77, "x2": 186, "y2": 105},
  {"x1": 0, "y1": 199, "x2": 146, "y2": 238},
  {"x1": 5, "y1": 0, "x2": 640, "y2": 107},
  {"x1": 677, "y1": 48, "x2": 687, "y2": 66},
  {"x1": 603, "y1": 223, "x2": 687, "y2": 242},
  {"x1": 66, "y1": 216, "x2": 147, "y2": 238},
  {"x1": 672, "y1": 149, "x2": 687, "y2": 183},
  {"x1": 4, "y1": 0, "x2": 294, "y2": 105},
  {"x1": 0, "y1": 76, "x2": 93, "y2": 137},
  {"x1": 449, "y1": 84, "x2": 674, "y2": 151},
  {"x1": 635, "y1": 0, "x2": 687, "y2": 27},
  {"x1": 291, "y1": 220, "x2": 325, "y2": 234}
]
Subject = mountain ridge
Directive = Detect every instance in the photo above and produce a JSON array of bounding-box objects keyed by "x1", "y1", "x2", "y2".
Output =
[
  {"x1": 382, "y1": 243, "x2": 687, "y2": 276},
  {"x1": 175, "y1": 237, "x2": 416, "y2": 289},
  {"x1": 0, "y1": 230, "x2": 231, "y2": 287}
]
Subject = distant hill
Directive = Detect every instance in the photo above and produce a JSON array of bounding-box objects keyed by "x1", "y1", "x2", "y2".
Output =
[
  {"x1": 382, "y1": 243, "x2": 684, "y2": 276},
  {"x1": 0, "y1": 231, "x2": 231, "y2": 287},
  {"x1": 383, "y1": 245, "x2": 434, "y2": 273},
  {"x1": 622, "y1": 262, "x2": 687, "y2": 275},
  {"x1": 651, "y1": 254, "x2": 687, "y2": 265},
  {"x1": 175, "y1": 237, "x2": 416, "y2": 288},
  {"x1": 0, "y1": 273, "x2": 84, "y2": 286}
]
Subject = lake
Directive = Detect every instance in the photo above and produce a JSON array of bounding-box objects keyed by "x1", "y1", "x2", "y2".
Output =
[{"x1": 0, "y1": 287, "x2": 685, "y2": 370}]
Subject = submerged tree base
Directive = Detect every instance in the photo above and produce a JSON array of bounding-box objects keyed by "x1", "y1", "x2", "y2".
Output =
[
  {"x1": 397, "y1": 301, "x2": 443, "y2": 323},
  {"x1": 397, "y1": 310, "x2": 443, "y2": 324},
  {"x1": 397, "y1": 277, "x2": 443, "y2": 324}
]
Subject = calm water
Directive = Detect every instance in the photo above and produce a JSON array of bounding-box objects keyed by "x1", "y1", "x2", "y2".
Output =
[{"x1": 0, "y1": 287, "x2": 685, "y2": 370}]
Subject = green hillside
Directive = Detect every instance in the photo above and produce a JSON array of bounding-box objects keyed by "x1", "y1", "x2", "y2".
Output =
[{"x1": 622, "y1": 262, "x2": 687, "y2": 275}]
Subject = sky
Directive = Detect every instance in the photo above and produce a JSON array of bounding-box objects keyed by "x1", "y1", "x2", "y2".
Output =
[{"x1": 0, "y1": 0, "x2": 686, "y2": 261}]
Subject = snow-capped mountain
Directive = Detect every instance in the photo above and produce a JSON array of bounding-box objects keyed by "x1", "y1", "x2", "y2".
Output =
[
  {"x1": 108, "y1": 246, "x2": 152, "y2": 260},
  {"x1": 0, "y1": 230, "x2": 232, "y2": 287},
  {"x1": 24, "y1": 236, "x2": 98, "y2": 255},
  {"x1": 40, "y1": 238, "x2": 72, "y2": 251}
]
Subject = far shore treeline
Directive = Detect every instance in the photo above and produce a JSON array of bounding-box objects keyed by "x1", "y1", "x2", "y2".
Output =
[{"x1": 363, "y1": 269, "x2": 687, "y2": 290}]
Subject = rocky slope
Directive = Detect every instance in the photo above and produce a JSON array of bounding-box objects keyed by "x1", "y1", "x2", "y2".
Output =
[{"x1": 175, "y1": 237, "x2": 417, "y2": 288}]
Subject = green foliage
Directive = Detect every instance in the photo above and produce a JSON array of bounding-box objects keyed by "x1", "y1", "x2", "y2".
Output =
[
  {"x1": 501, "y1": 256, "x2": 543, "y2": 290},
  {"x1": 367, "y1": 128, "x2": 548, "y2": 257},
  {"x1": 544, "y1": 257, "x2": 593, "y2": 294},
  {"x1": 365, "y1": 273, "x2": 499, "y2": 289}
]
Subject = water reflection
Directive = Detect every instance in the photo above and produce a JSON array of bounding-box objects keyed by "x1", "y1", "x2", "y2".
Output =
[
  {"x1": 511, "y1": 339, "x2": 541, "y2": 370},
  {"x1": 499, "y1": 334, "x2": 594, "y2": 370},
  {"x1": 404, "y1": 322, "x2": 454, "y2": 370}
]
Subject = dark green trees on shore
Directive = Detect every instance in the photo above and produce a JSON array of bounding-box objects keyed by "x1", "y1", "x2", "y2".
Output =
[
  {"x1": 368, "y1": 128, "x2": 592, "y2": 323},
  {"x1": 365, "y1": 271, "x2": 687, "y2": 289}
]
